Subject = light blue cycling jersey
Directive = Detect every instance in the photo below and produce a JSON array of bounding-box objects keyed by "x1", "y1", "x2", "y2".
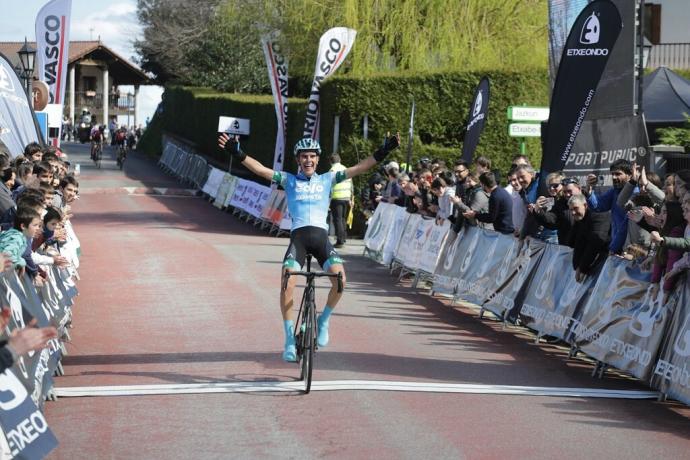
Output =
[{"x1": 273, "y1": 170, "x2": 348, "y2": 231}]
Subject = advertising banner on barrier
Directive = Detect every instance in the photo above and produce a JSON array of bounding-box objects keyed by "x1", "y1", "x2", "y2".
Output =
[
  {"x1": 454, "y1": 229, "x2": 510, "y2": 306},
  {"x1": 262, "y1": 35, "x2": 288, "y2": 172},
  {"x1": 0, "y1": 369, "x2": 58, "y2": 458},
  {"x1": 303, "y1": 27, "x2": 357, "y2": 139},
  {"x1": 480, "y1": 237, "x2": 546, "y2": 321},
  {"x1": 222, "y1": 176, "x2": 240, "y2": 208},
  {"x1": 393, "y1": 213, "x2": 422, "y2": 266},
  {"x1": 202, "y1": 167, "x2": 225, "y2": 199},
  {"x1": 432, "y1": 228, "x2": 464, "y2": 295},
  {"x1": 540, "y1": 0, "x2": 622, "y2": 185},
  {"x1": 653, "y1": 276, "x2": 690, "y2": 405},
  {"x1": 461, "y1": 76, "x2": 490, "y2": 163},
  {"x1": 418, "y1": 221, "x2": 451, "y2": 274},
  {"x1": 229, "y1": 179, "x2": 248, "y2": 210},
  {"x1": 572, "y1": 257, "x2": 671, "y2": 381},
  {"x1": 35, "y1": 0, "x2": 72, "y2": 146},
  {"x1": 2, "y1": 276, "x2": 41, "y2": 402},
  {"x1": 382, "y1": 207, "x2": 411, "y2": 266},
  {"x1": 364, "y1": 203, "x2": 396, "y2": 259},
  {"x1": 519, "y1": 243, "x2": 597, "y2": 341},
  {"x1": 403, "y1": 217, "x2": 435, "y2": 272}
]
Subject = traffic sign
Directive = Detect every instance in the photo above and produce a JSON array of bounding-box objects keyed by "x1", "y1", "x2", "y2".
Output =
[
  {"x1": 507, "y1": 106, "x2": 549, "y2": 122},
  {"x1": 509, "y1": 123, "x2": 541, "y2": 137}
]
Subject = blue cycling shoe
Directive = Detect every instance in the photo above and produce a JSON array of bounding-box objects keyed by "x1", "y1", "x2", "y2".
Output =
[
  {"x1": 283, "y1": 343, "x2": 297, "y2": 362},
  {"x1": 317, "y1": 316, "x2": 329, "y2": 348}
]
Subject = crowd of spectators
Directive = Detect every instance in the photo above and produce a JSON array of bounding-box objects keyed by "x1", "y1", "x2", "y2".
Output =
[
  {"x1": 0, "y1": 140, "x2": 80, "y2": 372},
  {"x1": 361, "y1": 152, "x2": 690, "y2": 294}
]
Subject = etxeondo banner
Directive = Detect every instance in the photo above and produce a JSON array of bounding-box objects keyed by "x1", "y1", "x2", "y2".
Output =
[
  {"x1": 461, "y1": 77, "x2": 490, "y2": 163},
  {"x1": 303, "y1": 27, "x2": 356, "y2": 140},
  {"x1": 0, "y1": 53, "x2": 41, "y2": 157},
  {"x1": 261, "y1": 35, "x2": 288, "y2": 172},
  {"x1": 540, "y1": 0, "x2": 622, "y2": 182},
  {"x1": 35, "y1": 0, "x2": 72, "y2": 146}
]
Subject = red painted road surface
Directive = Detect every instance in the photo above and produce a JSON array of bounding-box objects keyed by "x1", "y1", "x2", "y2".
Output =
[{"x1": 45, "y1": 143, "x2": 690, "y2": 459}]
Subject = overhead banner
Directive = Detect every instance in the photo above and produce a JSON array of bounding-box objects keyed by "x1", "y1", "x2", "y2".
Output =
[
  {"x1": 540, "y1": 0, "x2": 622, "y2": 182},
  {"x1": 261, "y1": 35, "x2": 288, "y2": 172},
  {"x1": 461, "y1": 77, "x2": 490, "y2": 162},
  {"x1": 571, "y1": 256, "x2": 671, "y2": 381},
  {"x1": 0, "y1": 53, "x2": 41, "y2": 157},
  {"x1": 653, "y1": 276, "x2": 690, "y2": 406},
  {"x1": 561, "y1": 115, "x2": 649, "y2": 187},
  {"x1": 35, "y1": 0, "x2": 72, "y2": 147},
  {"x1": 303, "y1": 27, "x2": 357, "y2": 140}
]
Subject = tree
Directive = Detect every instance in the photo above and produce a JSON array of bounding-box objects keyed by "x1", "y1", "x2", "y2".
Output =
[{"x1": 134, "y1": 0, "x2": 223, "y2": 84}]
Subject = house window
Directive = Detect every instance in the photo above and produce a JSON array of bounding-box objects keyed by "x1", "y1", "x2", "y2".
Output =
[{"x1": 82, "y1": 76, "x2": 97, "y2": 92}]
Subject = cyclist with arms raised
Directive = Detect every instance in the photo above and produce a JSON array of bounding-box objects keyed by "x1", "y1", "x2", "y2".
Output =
[{"x1": 218, "y1": 132, "x2": 400, "y2": 361}]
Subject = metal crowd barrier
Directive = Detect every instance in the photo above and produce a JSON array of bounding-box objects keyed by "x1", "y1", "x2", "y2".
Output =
[{"x1": 363, "y1": 202, "x2": 690, "y2": 407}]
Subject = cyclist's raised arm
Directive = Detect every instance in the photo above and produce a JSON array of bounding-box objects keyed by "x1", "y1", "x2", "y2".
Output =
[
  {"x1": 344, "y1": 132, "x2": 400, "y2": 179},
  {"x1": 217, "y1": 133, "x2": 274, "y2": 182}
]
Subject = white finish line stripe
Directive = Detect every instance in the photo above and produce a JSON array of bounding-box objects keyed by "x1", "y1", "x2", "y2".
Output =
[{"x1": 54, "y1": 380, "x2": 659, "y2": 399}]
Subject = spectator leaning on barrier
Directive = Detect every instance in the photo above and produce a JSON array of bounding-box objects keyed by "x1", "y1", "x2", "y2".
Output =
[
  {"x1": 534, "y1": 176, "x2": 581, "y2": 246},
  {"x1": 504, "y1": 167, "x2": 526, "y2": 236},
  {"x1": 463, "y1": 171, "x2": 514, "y2": 234},
  {"x1": 430, "y1": 175, "x2": 455, "y2": 225},
  {"x1": 453, "y1": 172, "x2": 490, "y2": 229},
  {"x1": 567, "y1": 194, "x2": 611, "y2": 282},
  {"x1": 646, "y1": 201, "x2": 686, "y2": 303},
  {"x1": 586, "y1": 159, "x2": 635, "y2": 255},
  {"x1": 395, "y1": 174, "x2": 411, "y2": 207},
  {"x1": 382, "y1": 161, "x2": 402, "y2": 204},
  {"x1": 329, "y1": 153, "x2": 353, "y2": 248},
  {"x1": 360, "y1": 173, "x2": 385, "y2": 220}
]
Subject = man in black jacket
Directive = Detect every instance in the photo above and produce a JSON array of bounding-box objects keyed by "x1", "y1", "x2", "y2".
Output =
[
  {"x1": 463, "y1": 172, "x2": 514, "y2": 234},
  {"x1": 567, "y1": 194, "x2": 611, "y2": 282}
]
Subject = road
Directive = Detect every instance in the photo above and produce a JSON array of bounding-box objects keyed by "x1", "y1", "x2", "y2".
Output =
[{"x1": 45, "y1": 142, "x2": 690, "y2": 459}]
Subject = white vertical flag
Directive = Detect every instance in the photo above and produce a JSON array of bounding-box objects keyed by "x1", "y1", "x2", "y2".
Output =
[
  {"x1": 262, "y1": 35, "x2": 288, "y2": 172},
  {"x1": 302, "y1": 27, "x2": 357, "y2": 140},
  {"x1": 36, "y1": 0, "x2": 72, "y2": 146}
]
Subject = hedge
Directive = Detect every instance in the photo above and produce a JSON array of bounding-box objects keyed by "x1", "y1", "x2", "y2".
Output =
[
  {"x1": 319, "y1": 69, "x2": 550, "y2": 175},
  {"x1": 148, "y1": 69, "x2": 550, "y2": 177}
]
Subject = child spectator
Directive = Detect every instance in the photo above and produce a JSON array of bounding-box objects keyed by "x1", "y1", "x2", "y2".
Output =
[{"x1": 0, "y1": 207, "x2": 41, "y2": 270}]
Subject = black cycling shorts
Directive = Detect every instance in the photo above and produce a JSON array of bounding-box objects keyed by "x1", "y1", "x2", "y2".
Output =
[{"x1": 282, "y1": 226, "x2": 343, "y2": 271}]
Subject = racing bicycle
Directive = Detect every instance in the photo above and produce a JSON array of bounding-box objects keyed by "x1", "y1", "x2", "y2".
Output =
[
  {"x1": 116, "y1": 143, "x2": 127, "y2": 170},
  {"x1": 283, "y1": 254, "x2": 342, "y2": 394},
  {"x1": 92, "y1": 142, "x2": 102, "y2": 169}
]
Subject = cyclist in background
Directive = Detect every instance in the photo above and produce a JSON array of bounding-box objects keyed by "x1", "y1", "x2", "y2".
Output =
[
  {"x1": 218, "y1": 132, "x2": 400, "y2": 361},
  {"x1": 90, "y1": 124, "x2": 103, "y2": 160}
]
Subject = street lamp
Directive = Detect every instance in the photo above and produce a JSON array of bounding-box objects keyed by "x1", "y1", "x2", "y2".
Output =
[{"x1": 17, "y1": 37, "x2": 37, "y2": 102}]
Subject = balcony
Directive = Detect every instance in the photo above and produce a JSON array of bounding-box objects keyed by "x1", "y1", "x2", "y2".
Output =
[
  {"x1": 69, "y1": 91, "x2": 135, "y2": 113},
  {"x1": 647, "y1": 43, "x2": 690, "y2": 70}
]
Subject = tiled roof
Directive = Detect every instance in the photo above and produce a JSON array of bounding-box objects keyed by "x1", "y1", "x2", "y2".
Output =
[{"x1": 0, "y1": 40, "x2": 148, "y2": 83}]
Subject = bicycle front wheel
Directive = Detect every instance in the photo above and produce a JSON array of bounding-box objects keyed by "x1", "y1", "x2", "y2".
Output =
[{"x1": 299, "y1": 302, "x2": 315, "y2": 393}]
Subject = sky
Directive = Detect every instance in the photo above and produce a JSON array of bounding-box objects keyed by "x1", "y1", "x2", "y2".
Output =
[{"x1": 0, "y1": 0, "x2": 162, "y2": 124}]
